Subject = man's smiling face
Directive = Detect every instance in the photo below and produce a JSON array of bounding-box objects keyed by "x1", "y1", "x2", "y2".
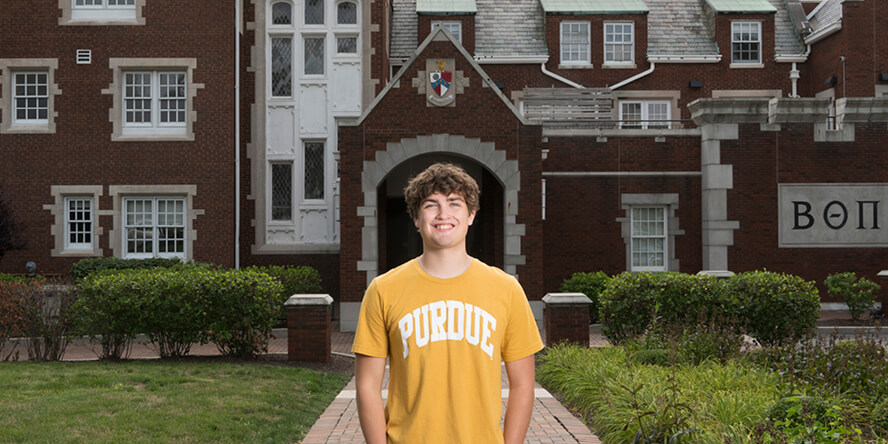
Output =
[{"x1": 414, "y1": 192, "x2": 476, "y2": 252}]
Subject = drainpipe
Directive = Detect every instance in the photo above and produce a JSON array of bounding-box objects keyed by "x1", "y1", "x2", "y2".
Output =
[
  {"x1": 540, "y1": 63, "x2": 585, "y2": 89},
  {"x1": 609, "y1": 62, "x2": 655, "y2": 90},
  {"x1": 234, "y1": 0, "x2": 241, "y2": 269}
]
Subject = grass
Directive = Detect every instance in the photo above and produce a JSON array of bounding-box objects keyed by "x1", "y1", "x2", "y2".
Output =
[
  {"x1": 537, "y1": 344, "x2": 782, "y2": 443},
  {"x1": 0, "y1": 360, "x2": 350, "y2": 443}
]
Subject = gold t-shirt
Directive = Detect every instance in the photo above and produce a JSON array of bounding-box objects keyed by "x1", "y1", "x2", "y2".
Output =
[{"x1": 353, "y1": 258, "x2": 544, "y2": 444}]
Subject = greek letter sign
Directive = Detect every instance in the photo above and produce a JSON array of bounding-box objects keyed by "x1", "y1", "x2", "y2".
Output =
[{"x1": 779, "y1": 184, "x2": 888, "y2": 247}]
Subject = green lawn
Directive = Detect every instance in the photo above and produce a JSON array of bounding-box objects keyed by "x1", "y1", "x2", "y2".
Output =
[{"x1": 0, "y1": 360, "x2": 350, "y2": 443}]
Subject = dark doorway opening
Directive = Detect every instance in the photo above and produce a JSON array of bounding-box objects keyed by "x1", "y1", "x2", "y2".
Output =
[{"x1": 379, "y1": 155, "x2": 503, "y2": 273}]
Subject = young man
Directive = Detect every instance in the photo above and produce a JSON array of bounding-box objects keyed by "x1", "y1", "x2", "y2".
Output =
[{"x1": 353, "y1": 162, "x2": 543, "y2": 444}]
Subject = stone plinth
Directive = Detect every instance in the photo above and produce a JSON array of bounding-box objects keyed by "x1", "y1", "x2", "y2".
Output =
[
  {"x1": 285, "y1": 294, "x2": 334, "y2": 363},
  {"x1": 543, "y1": 293, "x2": 592, "y2": 347}
]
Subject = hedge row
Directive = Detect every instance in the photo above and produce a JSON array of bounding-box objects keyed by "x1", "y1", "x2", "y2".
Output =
[
  {"x1": 598, "y1": 271, "x2": 820, "y2": 346},
  {"x1": 72, "y1": 268, "x2": 284, "y2": 359}
]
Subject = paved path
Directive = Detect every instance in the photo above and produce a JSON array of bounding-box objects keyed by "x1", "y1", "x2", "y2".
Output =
[{"x1": 39, "y1": 327, "x2": 606, "y2": 443}]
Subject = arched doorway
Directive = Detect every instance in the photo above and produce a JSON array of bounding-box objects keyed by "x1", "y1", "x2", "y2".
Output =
[{"x1": 378, "y1": 154, "x2": 503, "y2": 272}]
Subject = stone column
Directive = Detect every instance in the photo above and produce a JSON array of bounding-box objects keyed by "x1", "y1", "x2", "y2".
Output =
[
  {"x1": 542, "y1": 293, "x2": 592, "y2": 347},
  {"x1": 285, "y1": 294, "x2": 334, "y2": 363}
]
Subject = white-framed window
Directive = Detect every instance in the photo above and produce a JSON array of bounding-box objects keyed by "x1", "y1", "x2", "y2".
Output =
[
  {"x1": 304, "y1": 36, "x2": 325, "y2": 75},
  {"x1": 731, "y1": 22, "x2": 761, "y2": 65},
  {"x1": 560, "y1": 22, "x2": 590, "y2": 65},
  {"x1": 105, "y1": 58, "x2": 201, "y2": 141},
  {"x1": 630, "y1": 207, "x2": 667, "y2": 271},
  {"x1": 64, "y1": 197, "x2": 94, "y2": 250},
  {"x1": 432, "y1": 21, "x2": 462, "y2": 42},
  {"x1": 271, "y1": 1, "x2": 293, "y2": 25},
  {"x1": 619, "y1": 100, "x2": 671, "y2": 129},
  {"x1": 336, "y1": 36, "x2": 358, "y2": 54},
  {"x1": 1, "y1": 59, "x2": 59, "y2": 134},
  {"x1": 303, "y1": 141, "x2": 325, "y2": 200},
  {"x1": 12, "y1": 72, "x2": 49, "y2": 126},
  {"x1": 123, "y1": 197, "x2": 186, "y2": 259},
  {"x1": 67, "y1": 0, "x2": 139, "y2": 23},
  {"x1": 122, "y1": 71, "x2": 187, "y2": 134},
  {"x1": 305, "y1": 0, "x2": 324, "y2": 25},
  {"x1": 604, "y1": 22, "x2": 633, "y2": 65},
  {"x1": 271, "y1": 162, "x2": 293, "y2": 221},
  {"x1": 337, "y1": 1, "x2": 357, "y2": 24},
  {"x1": 271, "y1": 37, "x2": 293, "y2": 96}
]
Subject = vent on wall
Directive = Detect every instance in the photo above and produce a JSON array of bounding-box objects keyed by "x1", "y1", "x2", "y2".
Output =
[{"x1": 76, "y1": 49, "x2": 92, "y2": 65}]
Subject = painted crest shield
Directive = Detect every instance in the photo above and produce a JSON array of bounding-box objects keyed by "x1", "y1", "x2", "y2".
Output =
[{"x1": 429, "y1": 60, "x2": 452, "y2": 97}]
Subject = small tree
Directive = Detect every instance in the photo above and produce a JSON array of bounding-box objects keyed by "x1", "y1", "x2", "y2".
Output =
[
  {"x1": 825, "y1": 272, "x2": 882, "y2": 321},
  {"x1": 0, "y1": 187, "x2": 26, "y2": 259}
]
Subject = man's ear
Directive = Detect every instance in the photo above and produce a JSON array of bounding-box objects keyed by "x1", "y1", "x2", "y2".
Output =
[{"x1": 468, "y1": 210, "x2": 477, "y2": 226}]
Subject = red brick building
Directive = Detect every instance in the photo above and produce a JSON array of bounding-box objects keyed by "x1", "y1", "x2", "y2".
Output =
[{"x1": 2, "y1": 0, "x2": 886, "y2": 331}]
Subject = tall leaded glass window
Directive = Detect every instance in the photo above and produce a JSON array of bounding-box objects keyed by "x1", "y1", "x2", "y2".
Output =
[
  {"x1": 304, "y1": 142, "x2": 324, "y2": 200},
  {"x1": 271, "y1": 37, "x2": 293, "y2": 96},
  {"x1": 13, "y1": 72, "x2": 49, "y2": 124},
  {"x1": 631, "y1": 207, "x2": 666, "y2": 271},
  {"x1": 337, "y1": 2, "x2": 357, "y2": 24},
  {"x1": 272, "y1": 2, "x2": 292, "y2": 25},
  {"x1": 305, "y1": 0, "x2": 324, "y2": 24},
  {"x1": 65, "y1": 197, "x2": 93, "y2": 250},
  {"x1": 304, "y1": 37, "x2": 325, "y2": 75},
  {"x1": 732, "y1": 22, "x2": 761, "y2": 64},
  {"x1": 337, "y1": 37, "x2": 357, "y2": 54},
  {"x1": 271, "y1": 163, "x2": 293, "y2": 220}
]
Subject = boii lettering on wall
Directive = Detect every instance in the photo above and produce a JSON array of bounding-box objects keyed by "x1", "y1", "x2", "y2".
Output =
[
  {"x1": 398, "y1": 300, "x2": 497, "y2": 360},
  {"x1": 779, "y1": 184, "x2": 888, "y2": 247}
]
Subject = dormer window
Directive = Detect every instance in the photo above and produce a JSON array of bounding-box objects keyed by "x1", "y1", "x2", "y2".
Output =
[
  {"x1": 432, "y1": 21, "x2": 462, "y2": 43},
  {"x1": 560, "y1": 22, "x2": 591, "y2": 66},
  {"x1": 731, "y1": 21, "x2": 761, "y2": 65}
]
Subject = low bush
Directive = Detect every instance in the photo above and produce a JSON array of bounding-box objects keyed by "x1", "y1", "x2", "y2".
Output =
[
  {"x1": 71, "y1": 268, "x2": 282, "y2": 359},
  {"x1": 0, "y1": 280, "x2": 34, "y2": 361},
  {"x1": 599, "y1": 272, "x2": 732, "y2": 344},
  {"x1": 726, "y1": 270, "x2": 820, "y2": 346},
  {"x1": 22, "y1": 283, "x2": 77, "y2": 361},
  {"x1": 872, "y1": 398, "x2": 888, "y2": 435},
  {"x1": 244, "y1": 265, "x2": 324, "y2": 322},
  {"x1": 825, "y1": 272, "x2": 881, "y2": 321},
  {"x1": 0, "y1": 273, "x2": 44, "y2": 283},
  {"x1": 559, "y1": 271, "x2": 609, "y2": 323},
  {"x1": 766, "y1": 396, "x2": 831, "y2": 425},
  {"x1": 70, "y1": 257, "x2": 186, "y2": 281},
  {"x1": 629, "y1": 348, "x2": 671, "y2": 366}
]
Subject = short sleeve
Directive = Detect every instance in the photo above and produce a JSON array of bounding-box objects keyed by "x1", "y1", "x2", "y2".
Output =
[
  {"x1": 501, "y1": 280, "x2": 544, "y2": 362},
  {"x1": 352, "y1": 279, "x2": 390, "y2": 358}
]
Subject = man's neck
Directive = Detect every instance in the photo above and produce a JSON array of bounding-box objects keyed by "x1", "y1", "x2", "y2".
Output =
[{"x1": 418, "y1": 249, "x2": 473, "y2": 279}]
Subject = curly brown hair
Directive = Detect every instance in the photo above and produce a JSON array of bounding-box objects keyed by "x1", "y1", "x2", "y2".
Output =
[{"x1": 403, "y1": 163, "x2": 480, "y2": 220}]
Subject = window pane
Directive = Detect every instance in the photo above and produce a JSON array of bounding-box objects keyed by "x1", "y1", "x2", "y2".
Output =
[
  {"x1": 304, "y1": 142, "x2": 325, "y2": 200},
  {"x1": 272, "y1": 2, "x2": 292, "y2": 24},
  {"x1": 271, "y1": 163, "x2": 293, "y2": 220},
  {"x1": 647, "y1": 103, "x2": 669, "y2": 129},
  {"x1": 305, "y1": 0, "x2": 324, "y2": 24},
  {"x1": 732, "y1": 22, "x2": 760, "y2": 63},
  {"x1": 65, "y1": 198, "x2": 92, "y2": 248},
  {"x1": 337, "y1": 37, "x2": 357, "y2": 54},
  {"x1": 159, "y1": 72, "x2": 186, "y2": 124},
  {"x1": 272, "y1": 38, "x2": 293, "y2": 96},
  {"x1": 13, "y1": 71, "x2": 49, "y2": 123},
  {"x1": 561, "y1": 23, "x2": 589, "y2": 64},
  {"x1": 631, "y1": 207, "x2": 666, "y2": 269},
  {"x1": 337, "y1": 2, "x2": 357, "y2": 24},
  {"x1": 621, "y1": 102, "x2": 641, "y2": 128},
  {"x1": 124, "y1": 72, "x2": 152, "y2": 124},
  {"x1": 304, "y1": 37, "x2": 325, "y2": 75},
  {"x1": 605, "y1": 23, "x2": 633, "y2": 63}
]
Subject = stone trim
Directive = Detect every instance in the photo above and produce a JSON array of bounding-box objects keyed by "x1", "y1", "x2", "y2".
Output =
[
  {"x1": 0, "y1": 58, "x2": 60, "y2": 134},
  {"x1": 44, "y1": 185, "x2": 105, "y2": 257},
  {"x1": 617, "y1": 193, "x2": 683, "y2": 272},
  {"x1": 359, "y1": 134, "x2": 523, "y2": 287},
  {"x1": 102, "y1": 58, "x2": 203, "y2": 142},
  {"x1": 107, "y1": 185, "x2": 203, "y2": 261}
]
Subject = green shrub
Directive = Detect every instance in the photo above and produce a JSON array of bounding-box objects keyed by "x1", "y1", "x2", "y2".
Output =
[
  {"x1": 726, "y1": 270, "x2": 819, "y2": 346},
  {"x1": 0, "y1": 273, "x2": 44, "y2": 283},
  {"x1": 825, "y1": 272, "x2": 881, "y2": 321},
  {"x1": 0, "y1": 280, "x2": 36, "y2": 361},
  {"x1": 22, "y1": 283, "x2": 77, "y2": 362},
  {"x1": 629, "y1": 348, "x2": 672, "y2": 366},
  {"x1": 599, "y1": 272, "x2": 732, "y2": 344},
  {"x1": 767, "y1": 396, "x2": 831, "y2": 425},
  {"x1": 70, "y1": 257, "x2": 185, "y2": 281},
  {"x1": 559, "y1": 272, "x2": 609, "y2": 323},
  {"x1": 71, "y1": 268, "x2": 283, "y2": 359},
  {"x1": 244, "y1": 265, "x2": 323, "y2": 316},
  {"x1": 872, "y1": 398, "x2": 888, "y2": 435}
]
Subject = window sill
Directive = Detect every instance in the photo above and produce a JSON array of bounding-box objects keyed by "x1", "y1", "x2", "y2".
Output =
[
  {"x1": 730, "y1": 63, "x2": 764, "y2": 69},
  {"x1": 56, "y1": 249, "x2": 101, "y2": 257},
  {"x1": 2, "y1": 124, "x2": 54, "y2": 134},
  {"x1": 61, "y1": 18, "x2": 143, "y2": 26},
  {"x1": 602, "y1": 63, "x2": 636, "y2": 69},
  {"x1": 558, "y1": 64, "x2": 593, "y2": 70},
  {"x1": 113, "y1": 133, "x2": 194, "y2": 142}
]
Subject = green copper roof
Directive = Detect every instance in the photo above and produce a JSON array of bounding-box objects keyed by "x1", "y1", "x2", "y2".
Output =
[
  {"x1": 704, "y1": 0, "x2": 776, "y2": 13},
  {"x1": 539, "y1": 0, "x2": 649, "y2": 14},
  {"x1": 416, "y1": 0, "x2": 477, "y2": 14}
]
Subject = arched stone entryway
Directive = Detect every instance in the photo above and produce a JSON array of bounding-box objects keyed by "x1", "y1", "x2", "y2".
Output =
[{"x1": 356, "y1": 134, "x2": 524, "y2": 287}]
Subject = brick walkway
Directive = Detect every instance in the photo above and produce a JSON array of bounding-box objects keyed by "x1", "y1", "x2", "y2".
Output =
[{"x1": 38, "y1": 327, "x2": 607, "y2": 443}]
